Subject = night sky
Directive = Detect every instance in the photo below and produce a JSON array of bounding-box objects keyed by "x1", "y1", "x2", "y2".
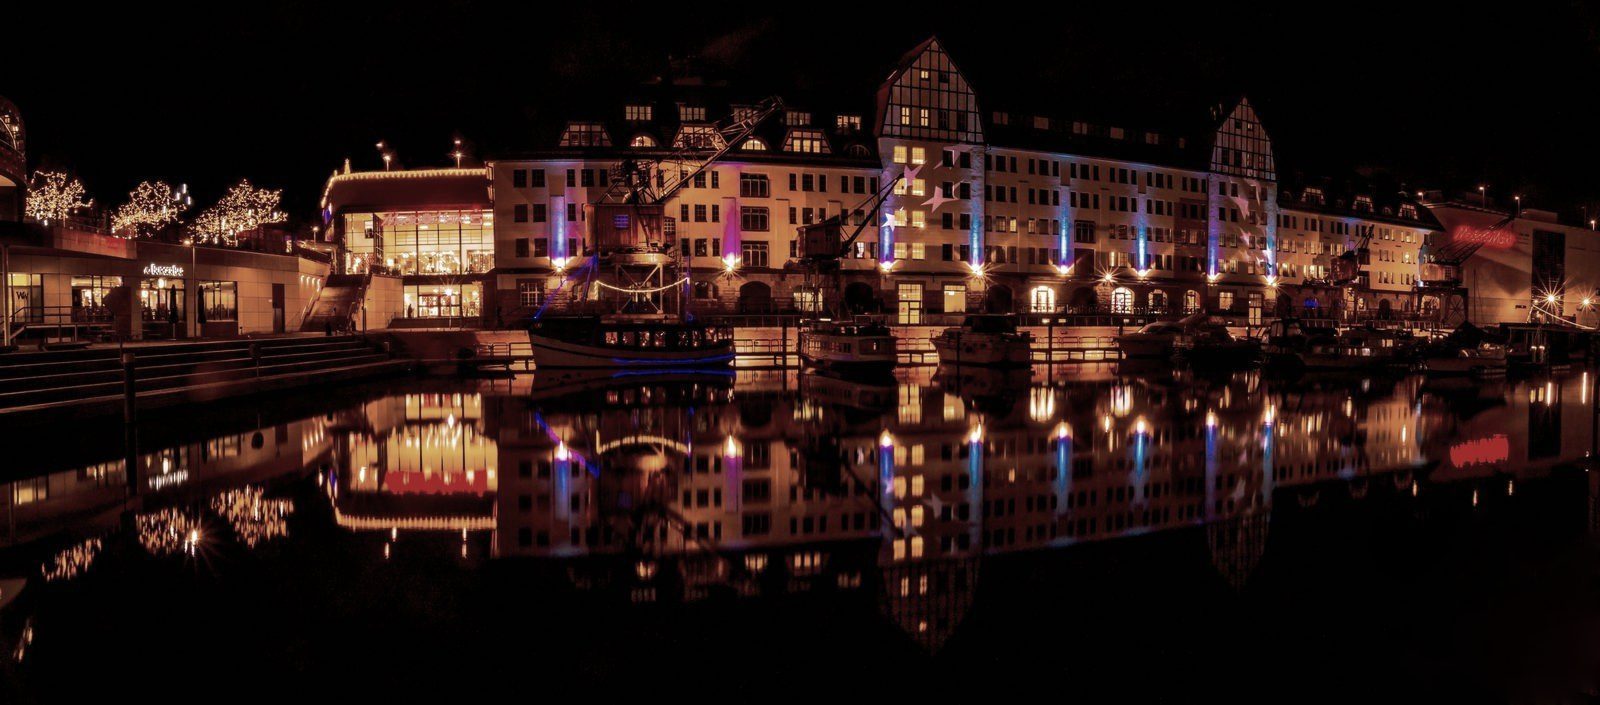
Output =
[{"x1": 10, "y1": 2, "x2": 1600, "y2": 223}]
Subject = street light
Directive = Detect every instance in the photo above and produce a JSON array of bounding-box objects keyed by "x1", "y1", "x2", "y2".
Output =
[{"x1": 1478, "y1": 185, "x2": 1486, "y2": 207}]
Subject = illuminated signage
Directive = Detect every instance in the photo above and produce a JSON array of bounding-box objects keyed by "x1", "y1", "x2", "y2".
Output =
[{"x1": 143, "y1": 263, "x2": 184, "y2": 277}]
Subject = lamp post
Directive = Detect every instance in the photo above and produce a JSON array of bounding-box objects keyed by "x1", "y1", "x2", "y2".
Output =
[{"x1": 1478, "y1": 185, "x2": 1486, "y2": 208}]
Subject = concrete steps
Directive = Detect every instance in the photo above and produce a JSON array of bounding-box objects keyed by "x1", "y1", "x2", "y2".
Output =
[{"x1": 0, "y1": 335, "x2": 404, "y2": 412}]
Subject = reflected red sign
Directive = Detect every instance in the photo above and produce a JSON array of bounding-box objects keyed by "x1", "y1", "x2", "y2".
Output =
[{"x1": 1449, "y1": 435, "x2": 1509, "y2": 467}]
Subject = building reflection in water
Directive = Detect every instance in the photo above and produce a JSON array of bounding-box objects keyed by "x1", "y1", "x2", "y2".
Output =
[{"x1": 1, "y1": 366, "x2": 1598, "y2": 656}]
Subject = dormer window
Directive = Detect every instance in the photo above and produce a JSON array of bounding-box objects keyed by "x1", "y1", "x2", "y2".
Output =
[
  {"x1": 1032, "y1": 116, "x2": 1050, "y2": 130},
  {"x1": 625, "y1": 105, "x2": 652, "y2": 121},
  {"x1": 1304, "y1": 187, "x2": 1325, "y2": 205},
  {"x1": 784, "y1": 111, "x2": 811, "y2": 127},
  {"x1": 1144, "y1": 132, "x2": 1161, "y2": 145},
  {"x1": 991, "y1": 111, "x2": 1010, "y2": 126},
  {"x1": 1072, "y1": 121, "x2": 1090, "y2": 136},
  {"x1": 1354, "y1": 195, "x2": 1374, "y2": 213},
  {"x1": 835, "y1": 114, "x2": 861, "y2": 133},
  {"x1": 1399, "y1": 203, "x2": 1418, "y2": 220},
  {"x1": 559, "y1": 122, "x2": 611, "y2": 148},
  {"x1": 678, "y1": 104, "x2": 706, "y2": 121},
  {"x1": 741, "y1": 137, "x2": 769, "y2": 151},
  {"x1": 1109, "y1": 126, "x2": 1126, "y2": 140},
  {"x1": 674, "y1": 124, "x2": 724, "y2": 150},
  {"x1": 783, "y1": 129, "x2": 830, "y2": 154}
]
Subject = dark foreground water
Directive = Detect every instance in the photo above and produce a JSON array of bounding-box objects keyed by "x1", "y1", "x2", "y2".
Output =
[{"x1": 4, "y1": 364, "x2": 1600, "y2": 701}]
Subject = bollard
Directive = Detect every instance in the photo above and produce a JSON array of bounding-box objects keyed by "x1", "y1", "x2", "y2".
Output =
[
  {"x1": 121, "y1": 352, "x2": 137, "y2": 423},
  {"x1": 249, "y1": 342, "x2": 262, "y2": 378}
]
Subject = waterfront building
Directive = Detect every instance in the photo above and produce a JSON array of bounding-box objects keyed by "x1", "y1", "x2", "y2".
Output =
[
  {"x1": 0, "y1": 94, "x2": 327, "y2": 342},
  {"x1": 319, "y1": 166, "x2": 494, "y2": 325},
  {"x1": 475, "y1": 37, "x2": 1444, "y2": 326},
  {"x1": 1418, "y1": 194, "x2": 1600, "y2": 326}
]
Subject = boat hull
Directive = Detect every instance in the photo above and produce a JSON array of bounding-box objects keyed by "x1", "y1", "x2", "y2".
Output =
[
  {"x1": 1115, "y1": 334, "x2": 1175, "y2": 359},
  {"x1": 529, "y1": 334, "x2": 735, "y2": 369},
  {"x1": 933, "y1": 334, "x2": 1032, "y2": 366}
]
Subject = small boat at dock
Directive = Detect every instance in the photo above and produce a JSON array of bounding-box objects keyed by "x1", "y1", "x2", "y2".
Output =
[
  {"x1": 797, "y1": 316, "x2": 898, "y2": 373},
  {"x1": 527, "y1": 315, "x2": 735, "y2": 369},
  {"x1": 933, "y1": 314, "x2": 1033, "y2": 367}
]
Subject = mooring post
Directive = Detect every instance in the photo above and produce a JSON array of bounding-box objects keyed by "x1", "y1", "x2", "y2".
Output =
[{"x1": 121, "y1": 352, "x2": 137, "y2": 424}]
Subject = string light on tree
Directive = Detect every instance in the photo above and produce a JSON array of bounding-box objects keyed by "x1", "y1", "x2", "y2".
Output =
[
  {"x1": 189, "y1": 179, "x2": 287, "y2": 246},
  {"x1": 111, "y1": 180, "x2": 191, "y2": 238},
  {"x1": 24, "y1": 170, "x2": 92, "y2": 225}
]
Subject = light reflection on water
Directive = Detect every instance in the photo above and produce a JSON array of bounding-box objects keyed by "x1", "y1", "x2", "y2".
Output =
[{"x1": 3, "y1": 365, "x2": 1600, "y2": 697}]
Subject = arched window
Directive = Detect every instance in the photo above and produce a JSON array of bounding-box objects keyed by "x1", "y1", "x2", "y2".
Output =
[
  {"x1": 1184, "y1": 290, "x2": 1200, "y2": 314},
  {"x1": 741, "y1": 137, "x2": 768, "y2": 151},
  {"x1": 1029, "y1": 286, "x2": 1056, "y2": 313},
  {"x1": 845, "y1": 144, "x2": 871, "y2": 158},
  {"x1": 629, "y1": 133, "x2": 657, "y2": 148},
  {"x1": 693, "y1": 281, "x2": 717, "y2": 299},
  {"x1": 1111, "y1": 287, "x2": 1134, "y2": 314},
  {"x1": 1149, "y1": 290, "x2": 1168, "y2": 313}
]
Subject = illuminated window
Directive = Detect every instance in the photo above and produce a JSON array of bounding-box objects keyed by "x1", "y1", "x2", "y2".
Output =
[
  {"x1": 558, "y1": 122, "x2": 610, "y2": 147},
  {"x1": 835, "y1": 114, "x2": 861, "y2": 132},
  {"x1": 624, "y1": 104, "x2": 652, "y2": 121},
  {"x1": 674, "y1": 124, "x2": 724, "y2": 150},
  {"x1": 740, "y1": 137, "x2": 768, "y2": 151},
  {"x1": 678, "y1": 104, "x2": 706, "y2": 121},
  {"x1": 629, "y1": 134, "x2": 657, "y2": 148},
  {"x1": 783, "y1": 129, "x2": 830, "y2": 154}
]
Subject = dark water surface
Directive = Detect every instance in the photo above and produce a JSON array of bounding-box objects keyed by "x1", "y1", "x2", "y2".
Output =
[{"x1": 4, "y1": 365, "x2": 1600, "y2": 701}]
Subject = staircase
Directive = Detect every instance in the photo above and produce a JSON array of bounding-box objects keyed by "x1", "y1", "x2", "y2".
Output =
[
  {"x1": 301, "y1": 274, "x2": 369, "y2": 332},
  {"x1": 0, "y1": 335, "x2": 407, "y2": 417}
]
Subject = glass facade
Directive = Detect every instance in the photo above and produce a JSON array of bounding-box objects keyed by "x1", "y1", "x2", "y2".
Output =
[
  {"x1": 343, "y1": 209, "x2": 493, "y2": 276},
  {"x1": 197, "y1": 281, "x2": 238, "y2": 322},
  {"x1": 71, "y1": 275, "x2": 121, "y2": 322},
  {"x1": 6, "y1": 272, "x2": 42, "y2": 322},
  {"x1": 139, "y1": 278, "x2": 184, "y2": 323},
  {"x1": 403, "y1": 282, "x2": 483, "y2": 319}
]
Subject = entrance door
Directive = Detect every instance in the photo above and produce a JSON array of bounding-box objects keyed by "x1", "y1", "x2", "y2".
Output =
[
  {"x1": 271, "y1": 283, "x2": 286, "y2": 333},
  {"x1": 1248, "y1": 292, "x2": 1263, "y2": 325},
  {"x1": 896, "y1": 283, "x2": 923, "y2": 325}
]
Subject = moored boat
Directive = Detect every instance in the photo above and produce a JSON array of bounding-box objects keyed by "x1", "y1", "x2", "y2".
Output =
[
  {"x1": 1275, "y1": 326, "x2": 1417, "y2": 372},
  {"x1": 528, "y1": 315, "x2": 735, "y2": 369},
  {"x1": 797, "y1": 317, "x2": 898, "y2": 373},
  {"x1": 933, "y1": 314, "x2": 1033, "y2": 367},
  {"x1": 1115, "y1": 311, "x2": 1212, "y2": 360},
  {"x1": 1423, "y1": 342, "x2": 1508, "y2": 376},
  {"x1": 1172, "y1": 324, "x2": 1261, "y2": 368}
]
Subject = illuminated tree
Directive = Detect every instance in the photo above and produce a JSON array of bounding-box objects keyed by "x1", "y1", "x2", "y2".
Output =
[
  {"x1": 111, "y1": 180, "x2": 190, "y2": 238},
  {"x1": 25, "y1": 170, "x2": 93, "y2": 224},
  {"x1": 189, "y1": 179, "x2": 286, "y2": 246}
]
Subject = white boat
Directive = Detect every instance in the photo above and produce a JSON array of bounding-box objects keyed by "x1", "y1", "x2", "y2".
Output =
[
  {"x1": 1424, "y1": 342, "x2": 1508, "y2": 376},
  {"x1": 798, "y1": 317, "x2": 898, "y2": 372},
  {"x1": 528, "y1": 315, "x2": 735, "y2": 369},
  {"x1": 933, "y1": 314, "x2": 1033, "y2": 367}
]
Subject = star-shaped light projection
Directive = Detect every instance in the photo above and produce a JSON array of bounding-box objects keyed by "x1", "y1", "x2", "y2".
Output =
[
  {"x1": 901, "y1": 163, "x2": 923, "y2": 183},
  {"x1": 923, "y1": 187, "x2": 959, "y2": 211},
  {"x1": 927, "y1": 495, "x2": 946, "y2": 516}
]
